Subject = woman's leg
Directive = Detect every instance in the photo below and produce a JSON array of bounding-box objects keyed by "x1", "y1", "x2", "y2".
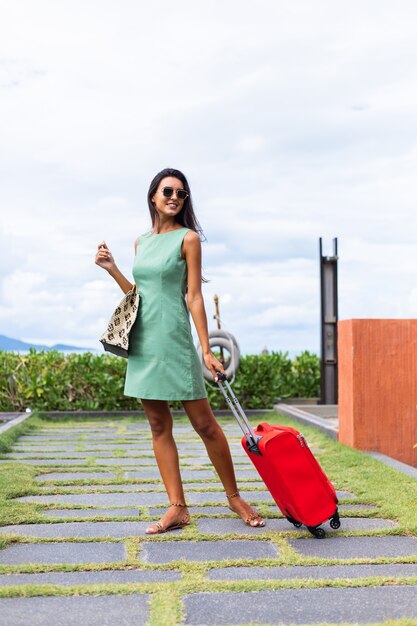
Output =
[
  {"x1": 182, "y1": 398, "x2": 264, "y2": 527},
  {"x1": 141, "y1": 399, "x2": 189, "y2": 532}
]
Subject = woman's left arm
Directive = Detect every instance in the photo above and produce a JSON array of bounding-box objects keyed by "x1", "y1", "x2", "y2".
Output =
[{"x1": 183, "y1": 231, "x2": 225, "y2": 381}]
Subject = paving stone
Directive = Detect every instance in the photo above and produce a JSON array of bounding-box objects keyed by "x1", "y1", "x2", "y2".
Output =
[
  {"x1": 43, "y1": 508, "x2": 140, "y2": 519},
  {"x1": 5, "y1": 451, "x2": 116, "y2": 459},
  {"x1": 234, "y1": 480, "x2": 264, "y2": 488},
  {"x1": 141, "y1": 540, "x2": 278, "y2": 563},
  {"x1": 94, "y1": 458, "x2": 157, "y2": 465},
  {"x1": 113, "y1": 452, "x2": 156, "y2": 458},
  {"x1": 159, "y1": 481, "x2": 228, "y2": 489},
  {"x1": 43, "y1": 427, "x2": 119, "y2": 432},
  {"x1": 339, "y1": 503, "x2": 379, "y2": 511},
  {"x1": 173, "y1": 429, "x2": 201, "y2": 434},
  {"x1": 18, "y1": 433, "x2": 119, "y2": 440},
  {"x1": 17, "y1": 493, "x2": 169, "y2": 506},
  {"x1": 183, "y1": 587, "x2": 417, "y2": 624},
  {"x1": 177, "y1": 443, "x2": 221, "y2": 458},
  {"x1": 0, "y1": 459, "x2": 90, "y2": 466},
  {"x1": 125, "y1": 469, "x2": 215, "y2": 480},
  {"x1": 115, "y1": 439, "x2": 152, "y2": 444},
  {"x1": 36, "y1": 472, "x2": 117, "y2": 481},
  {"x1": 0, "y1": 594, "x2": 149, "y2": 626},
  {"x1": 336, "y1": 490, "x2": 355, "y2": 499},
  {"x1": 39, "y1": 483, "x2": 162, "y2": 492},
  {"x1": 290, "y1": 536, "x2": 417, "y2": 558},
  {"x1": 179, "y1": 481, "x2": 264, "y2": 490},
  {"x1": 23, "y1": 437, "x2": 121, "y2": 444},
  {"x1": 83, "y1": 441, "x2": 151, "y2": 452},
  {"x1": 17, "y1": 491, "x2": 273, "y2": 506},
  {"x1": 13, "y1": 445, "x2": 78, "y2": 452},
  {"x1": 149, "y1": 506, "x2": 232, "y2": 516},
  {"x1": 231, "y1": 457, "x2": 254, "y2": 465},
  {"x1": 0, "y1": 521, "x2": 161, "y2": 538},
  {"x1": 0, "y1": 569, "x2": 179, "y2": 586},
  {"x1": 123, "y1": 470, "x2": 166, "y2": 480},
  {"x1": 256, "y1": 502, "x2": 378, "y2": 514},
  {"x1": 187, "y1": 491, "x2": 273, "y2": 504},
  {"x1": 175, "y1": 443, "x2": 209, "y2": 449},
  {"x1": 197, "y1": 517, "x2": 397, "y2": 535},
  {"x1": 76, "y1": 433, "x2": 133, "y2": 438},
  {"x1": 208, "y1": 562, "x2": 417, "y2": 580},
  {"x1": 38, "y1": 420, "x2": 118, "y2": 433},
  {"x1": 0, "y1": 542, "x2": 125, "y2": 564},
  {"x1": 100, "y1": 437, "x2": 150, "y2": 442},
  {"x1": 179, "y1": 457, "x2": 210, "y2": 465},
  {"x1": 16, "y1": 436, "x2": 88, "y2": 442},
  {"x1": 233, "y1": 469, "x2": 262, "y2": 479},
  {"x1": 83, "y1": 448, "x2": 156, "y2": 454},
  {"x1": 177, "y1": 444, "x2": 242, "y2": 452},
  {"x1": 197, "y1": 518, "x2": 289, "y2": 534}
]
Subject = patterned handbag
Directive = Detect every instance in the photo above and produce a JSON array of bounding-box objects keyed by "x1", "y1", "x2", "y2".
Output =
[{"x1": 100, "y1": 284, "x2": 139, "y2": 358}]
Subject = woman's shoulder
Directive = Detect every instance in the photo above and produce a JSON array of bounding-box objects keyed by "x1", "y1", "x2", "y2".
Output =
[
  {"x1": 183, "y1": 228, "x2": 200, "y2": 243},
  {"x1": 182, "y1": 230, "x2": 201, "y2": 259}
]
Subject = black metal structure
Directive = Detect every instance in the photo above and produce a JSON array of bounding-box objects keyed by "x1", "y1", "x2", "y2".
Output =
[{"x1": 319, "y1": 238, "x2": 338, "y2": 404}]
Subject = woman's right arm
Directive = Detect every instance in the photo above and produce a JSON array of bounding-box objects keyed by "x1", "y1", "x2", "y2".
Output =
[{"x1": 95, "y1": 239, "x2": 137, "y2": 294}]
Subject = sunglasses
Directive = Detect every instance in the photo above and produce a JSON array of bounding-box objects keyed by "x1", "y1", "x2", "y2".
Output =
[{"x1": 161, "y1": 186, "x2": 188, "y2": 200}]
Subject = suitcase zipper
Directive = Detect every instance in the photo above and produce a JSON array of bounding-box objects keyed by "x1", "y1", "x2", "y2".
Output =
[{"x1": 297, "y1": 434, "x2": 307, "y2": 447}]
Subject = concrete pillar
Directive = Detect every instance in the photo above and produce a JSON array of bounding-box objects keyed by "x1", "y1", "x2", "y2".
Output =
[{"x1": 338, "y1": 319, "x2": 417, "y2": 468}]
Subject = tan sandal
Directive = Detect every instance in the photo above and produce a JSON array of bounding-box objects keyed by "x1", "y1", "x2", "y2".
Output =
[
  {"x1": 227, "y1": 490, "x2": 265, "y2": 527},
  {"x1": 145, "y1": 503, "x2": 190, "y2": 535}
]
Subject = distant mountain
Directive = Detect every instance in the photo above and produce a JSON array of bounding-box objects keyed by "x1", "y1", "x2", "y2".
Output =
[{"x1": 0, "y1": 334, "x2": 95, "y2": 353}]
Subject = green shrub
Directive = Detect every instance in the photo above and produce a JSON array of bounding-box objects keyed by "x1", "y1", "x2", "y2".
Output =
[
  {"x1": 224, "y1": 352, "x2": 293, "y2": 409},
  {"x1": 0, "y1": 349, "x2": 139, "y2": 412},
  {"x1": 0, "y1": 349, "x2": 320, "y2": 411},
  {"x1": 289, "y1": 350, "x2": 321, "y2": 398}
]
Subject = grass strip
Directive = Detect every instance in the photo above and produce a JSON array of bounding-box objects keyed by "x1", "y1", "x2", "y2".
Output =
[
  {"x1": 0, "y1": 576, "x2": 416, "y2": 599},
  {"x1": 148, "y1": 586, "x2": 183, "y2": 626},
  {"x1": 0, "y1": 413, "x2": 43, "y2": 454},
  {"x1": 0, "y1": 412, "x2": 416, "y2": 622}
]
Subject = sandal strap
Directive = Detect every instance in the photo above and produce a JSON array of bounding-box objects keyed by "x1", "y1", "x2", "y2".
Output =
[
  {"x1": 169, "y1": 502, "x2": 187, "y2": 507},
  {"x1": 226, "y1": 490, "x2": 240, "y2": 500},
  {"x1": 246, "y1": 512, "x2": 262, "y2": 523}
]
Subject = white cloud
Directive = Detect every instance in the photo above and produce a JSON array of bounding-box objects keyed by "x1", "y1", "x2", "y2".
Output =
[{"x1": 2, "y1": 0, "x2": 417, "y2": 354}]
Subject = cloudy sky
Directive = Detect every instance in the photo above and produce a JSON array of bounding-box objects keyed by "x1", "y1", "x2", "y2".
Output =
[{"x1": 1, "y1": 0, "x2": 417, "y2": 356}]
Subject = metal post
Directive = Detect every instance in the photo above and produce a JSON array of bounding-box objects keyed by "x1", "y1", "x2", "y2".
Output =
[
  {"x1": 213, "y1": 294, "x2": 225, "y2": 365},
  {"x1": 319, "y1": 238, "x2": 338, "y2": 404}
]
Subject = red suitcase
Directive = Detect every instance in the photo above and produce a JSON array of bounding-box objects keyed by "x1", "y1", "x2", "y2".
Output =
[{"x1": 217, "y1": 373, "x2": 340, "y2": 538}]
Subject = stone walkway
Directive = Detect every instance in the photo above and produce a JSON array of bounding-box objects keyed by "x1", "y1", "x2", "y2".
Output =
[{"x1": 0, "y1": 418, "x2": 416, "y2": 625}]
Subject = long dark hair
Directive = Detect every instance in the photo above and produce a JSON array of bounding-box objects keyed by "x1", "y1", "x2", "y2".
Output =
[{"x1": 147, "y1": 168, "x2": 205, "y2": 238}]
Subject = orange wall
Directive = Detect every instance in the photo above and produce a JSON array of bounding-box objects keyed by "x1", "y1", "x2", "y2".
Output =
[{"x1": 338, "y1": 319, "x2": 417, "y2": 468}]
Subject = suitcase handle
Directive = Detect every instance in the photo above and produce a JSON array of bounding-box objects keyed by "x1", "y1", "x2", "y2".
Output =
[
  {"x1": 215, "y1": 371, "x2": 262, "y2": 455},
  {"x1": 256, "y1": 423, "x2": 272, "y2": 432}
]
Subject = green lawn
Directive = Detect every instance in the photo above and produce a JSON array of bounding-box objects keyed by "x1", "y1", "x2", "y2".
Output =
[{"x1": 0, "y1": 411, "x2": 416, "y2": 626}]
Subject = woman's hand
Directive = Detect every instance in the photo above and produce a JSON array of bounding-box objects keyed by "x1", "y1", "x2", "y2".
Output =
[
  {"x1": 204, "y1": 352, "x2": 226, "y2": 383},
  {"x1": 95, "y1": 241, "x2": 116, "y2": 273}
]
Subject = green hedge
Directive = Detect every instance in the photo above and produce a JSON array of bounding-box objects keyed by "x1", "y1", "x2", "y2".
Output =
[{"x1": 0, "y1": 349, "x2": 320, "y2": 411}]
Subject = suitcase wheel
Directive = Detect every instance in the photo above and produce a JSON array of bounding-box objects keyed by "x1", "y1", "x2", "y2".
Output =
[
  {"x1": 286, "y1": 516, "x2": 302, "y2": 528},
  {"x1": 330, "y1": 512, "x2": 341, "y2": 530},
  {"x1": 307, "y1": 526, "x2": 326, "y2": 539}
]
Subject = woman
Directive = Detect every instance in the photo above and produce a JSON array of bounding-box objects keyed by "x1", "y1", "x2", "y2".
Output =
[{"x1": 95, "y1": 167, "x2": 264, "y2": 533}]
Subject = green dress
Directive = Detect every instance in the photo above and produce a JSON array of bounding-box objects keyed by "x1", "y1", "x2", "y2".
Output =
[{"x1": 124, "y1": 227, "x2": 207, "y2": 401}]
